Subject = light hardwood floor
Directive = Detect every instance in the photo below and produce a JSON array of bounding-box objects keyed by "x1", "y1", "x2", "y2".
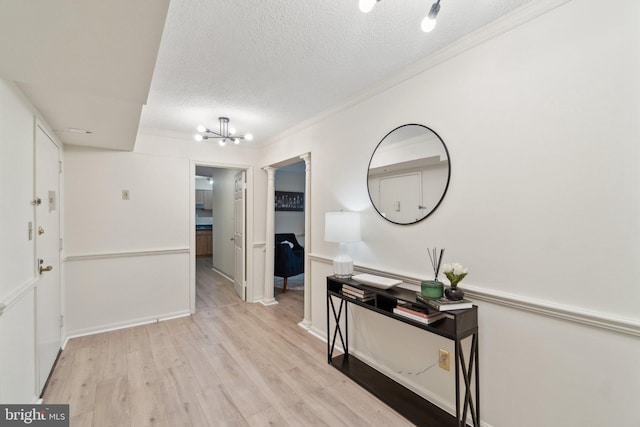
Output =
[{"x1": 43, "y1": 259, "x2": 413, "y2": 426}]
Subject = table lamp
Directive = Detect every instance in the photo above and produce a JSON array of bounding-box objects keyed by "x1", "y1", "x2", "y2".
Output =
[{"x1": 325, "y1": 211, "x2": 361, "y2": 278}]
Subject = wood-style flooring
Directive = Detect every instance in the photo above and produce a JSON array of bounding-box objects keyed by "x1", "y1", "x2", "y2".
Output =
[{"x1": 42, "y1": 259, "x2": 413, "y2": 426}]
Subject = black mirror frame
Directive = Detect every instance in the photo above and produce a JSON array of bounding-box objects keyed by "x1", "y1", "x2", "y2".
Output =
[{"x1": 366, "y1": 123, "x2": 451, "y2": 225}]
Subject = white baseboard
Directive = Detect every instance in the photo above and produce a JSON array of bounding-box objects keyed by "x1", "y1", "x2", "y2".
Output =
[{"x1": 63, "y1": 310, "x2": 191, "y2": 345}]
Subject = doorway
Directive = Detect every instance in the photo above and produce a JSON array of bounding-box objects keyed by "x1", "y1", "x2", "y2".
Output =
[
  {"x1": 273, "y1": 161, "x2": 306, "y2": 319},
  {"x1": 193, "y1": 165, "x2": 246, "y2": 312}
]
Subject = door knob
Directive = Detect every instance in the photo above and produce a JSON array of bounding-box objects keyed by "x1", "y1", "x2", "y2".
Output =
[
  {"x1": 38, "y1": 226, "x2": 45, "y2": 235},
  {"x1": 38, "y1": 259, "x2": 53, "y2": 275}
]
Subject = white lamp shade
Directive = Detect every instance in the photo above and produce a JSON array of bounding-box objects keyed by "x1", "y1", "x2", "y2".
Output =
[{"x1": 325, "y1": 212, "x2": 361, "y2": 243}]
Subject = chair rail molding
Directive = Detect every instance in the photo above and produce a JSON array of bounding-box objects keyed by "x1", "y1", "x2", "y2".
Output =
[
  {"x1": 0, "y1": 277, "x2": 39, "y2": 317},
  {"x1": 309, "y1": 254, "x2": 640, "y2": 337},
  {"x1": 64, "y1": 247, "x2": 190, "y2": 262}
]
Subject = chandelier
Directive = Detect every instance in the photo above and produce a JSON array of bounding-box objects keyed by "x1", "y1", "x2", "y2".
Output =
[
  {"x1": 359, "y1": 0, "x2": 442, "y2": 32},
  {"x1": 194, "y1": 117, "x2": 253, "y2": 146}
]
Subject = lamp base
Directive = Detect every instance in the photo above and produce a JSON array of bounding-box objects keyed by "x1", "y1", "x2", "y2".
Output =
[{"x1": 333, "y1": 253, "x2": 354, "y2": 278}]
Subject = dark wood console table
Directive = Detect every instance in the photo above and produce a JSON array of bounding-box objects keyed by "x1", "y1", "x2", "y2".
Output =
[{"x1": 326, "y1": 276, "x2": 480, "y2": 427}]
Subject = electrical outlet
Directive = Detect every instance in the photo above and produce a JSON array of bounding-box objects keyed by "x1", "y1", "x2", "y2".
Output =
[
  {"x1": 122, "y1": 190, "x2": 130, "y2": 200},
  {"x1": 439, "y1": 349, "x2": 450, "y2": 371}
]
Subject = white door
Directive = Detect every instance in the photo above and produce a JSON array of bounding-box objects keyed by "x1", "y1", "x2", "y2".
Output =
[
  {"x1": 233, "y1": 171, "x2": 246, "y2": 300},
  {"x1": 35, "y1": 125, "x2": 61, "y2": 394},
  {"x1": 379, "y1": 173, "x2": 422, "y2": 223}
]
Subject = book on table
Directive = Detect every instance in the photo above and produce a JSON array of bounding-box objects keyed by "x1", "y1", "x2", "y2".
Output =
[
  {"x1": 419, "y1": 296, "x2": 473, "y2": 311},
  {"x1": 341, "y1": 291, "x2": 375, "y2": 302},
  {"x1": 393, "y1": 306, "x2": 445, "y2": 324},
  {"x1": 342, "y1": 284, "x2": 374, "y2": 296},
  {"x1": 395, "y1": 302, "x2": 442, "y2": 318}
]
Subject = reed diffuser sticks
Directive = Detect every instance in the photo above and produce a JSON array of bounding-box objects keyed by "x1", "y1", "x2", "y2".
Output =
[{"x1": 428, "y1": 248, "x2": 445, "y2": 280}]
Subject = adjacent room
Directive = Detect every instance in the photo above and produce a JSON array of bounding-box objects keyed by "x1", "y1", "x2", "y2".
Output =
[{"x1": 1, "y1": 0, "x2": 638, "y2": 426}]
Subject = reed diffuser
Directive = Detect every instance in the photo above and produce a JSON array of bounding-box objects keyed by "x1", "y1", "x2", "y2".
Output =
[{"x1": 421, "y1": 248, "x2": 445, "y2": 298}]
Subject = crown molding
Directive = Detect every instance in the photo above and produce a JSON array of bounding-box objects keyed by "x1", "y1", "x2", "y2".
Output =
[{"x1": 265, "y1": 0, "x2": 573, "y2": 146}]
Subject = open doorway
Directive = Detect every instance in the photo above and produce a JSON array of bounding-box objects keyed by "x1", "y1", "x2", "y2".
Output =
[
  {"x1": 273, "y1": 161, "x2": 306, "y2": 318},
  {"x1": 194, "y1": 165, "x2": 245, "y2": 312}
]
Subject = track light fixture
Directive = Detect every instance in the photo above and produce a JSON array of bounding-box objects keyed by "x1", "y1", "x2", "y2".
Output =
[
  {"x1": 421, "y1": 0, "x2": 441, "y2": 32},
  {"x1": 359, "y1": 0, "x2": 381, "y2": 13},
  {"x1": 194, "y1": 117, "x2": 253, "y2": 146},
  {"x1": 359, "y1": 0, "x2": 443, "y2": 33}
]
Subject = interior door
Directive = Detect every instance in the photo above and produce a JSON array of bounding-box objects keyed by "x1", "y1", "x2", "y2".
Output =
[
  {"x1": 379, "y1": 173, "x2": 422, "y2": 223},
  {"x1": 35, "y1": 125, "x2": 61, "y2": 394},
  {"x1": 233, "y1": 171, "x2": 246, "y2": 300}
]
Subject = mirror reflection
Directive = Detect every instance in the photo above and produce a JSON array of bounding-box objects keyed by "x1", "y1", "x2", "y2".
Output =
[{"x1": 367, "y1": 124, "x2": 450, "y2": 225}]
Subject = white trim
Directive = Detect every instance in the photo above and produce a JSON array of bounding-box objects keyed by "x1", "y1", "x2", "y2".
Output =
[
  {"x1": 63, "y1": 310, "x2": 191, "y2": 343},
  {"x1": 464, "y1": 286, "x2": 640, "y2": 338},
  {"x1": 64, "y1": 247, "x2": 190, "y2": 262},
  {"x1": 309, "y1": 254, "x2": 640, "y2": 337},
  {"x1": 0, "y1": 277, "x2": 38, "y2": 317},
  {"x1": 298, "y1": 319, "x2": 312, "y2": 330}
]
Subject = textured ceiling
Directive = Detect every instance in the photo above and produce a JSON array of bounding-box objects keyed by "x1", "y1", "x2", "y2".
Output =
[
  {"x1": 141, "y1": 0, "x2": 536, "y2": 146},
  {"x1": 1, "y1": 0, "x2": 539, "y2": 151}
]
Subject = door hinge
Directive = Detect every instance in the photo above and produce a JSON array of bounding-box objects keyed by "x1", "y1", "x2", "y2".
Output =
[
  {"x1": 59, "y1": 161, "x2": 63, "y2": 174},
  {"x1": 59, "y1": 238, "x2": 63, "y2": 251},
  {"x1": 243, "y1": 182, "x2": 247, "y2": 190},
  {"x1": 59, "y1": 315, "x2": 64, "y2": 328}
]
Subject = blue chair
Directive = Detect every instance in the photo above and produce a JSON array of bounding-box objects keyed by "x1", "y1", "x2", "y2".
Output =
[{"x1": 274, "y1": 233, "x2": 304, "y2": 293}]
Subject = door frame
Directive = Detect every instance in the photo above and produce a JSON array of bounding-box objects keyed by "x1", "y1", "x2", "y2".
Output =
[
  {"x1": 34, "y1": 121, "x2": 63, "y2": 395},
  {"x1": 189, "y1": 160, "x2": 253, "y2": 313},
  {"x1": 265, "y1": 153, "x2": 311, "y2": 328}
]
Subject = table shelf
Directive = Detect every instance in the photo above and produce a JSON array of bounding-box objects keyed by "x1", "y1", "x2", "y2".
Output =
[{"x1": 327, "y1": 276, "x2": 479, "y2": 427}]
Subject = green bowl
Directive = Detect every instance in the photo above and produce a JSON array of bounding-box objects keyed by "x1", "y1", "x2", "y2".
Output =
[{"x1": 420, "y1": 280, "x2": 443, "y2": 298}]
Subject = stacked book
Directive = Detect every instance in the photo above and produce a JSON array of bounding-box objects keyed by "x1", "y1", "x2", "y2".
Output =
[
  {"x1": 416, "y1": 293, "x2": 473, "y2": 311},
  {"x1": 341, "y1": 284, "x2": 375, "y2": 302},
  {"x1": 393, "y1": 302, "x2": 446, "y2": 324}
]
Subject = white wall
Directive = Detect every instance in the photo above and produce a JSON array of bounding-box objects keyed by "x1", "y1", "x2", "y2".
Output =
[
  {"x1": 258, "y1": 0, "x2": 640, "y2": 426},
  {"x1": 63, "y1": 146, "x2": 192, "y2": 335},
  {"x1": 62, "y1": 132, "x2": 264, "y2": 334}
]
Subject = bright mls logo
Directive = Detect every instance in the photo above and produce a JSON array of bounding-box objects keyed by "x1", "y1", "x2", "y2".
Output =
[{"x1": 1, "y1": 405, "x2": 69, "y2": 426}]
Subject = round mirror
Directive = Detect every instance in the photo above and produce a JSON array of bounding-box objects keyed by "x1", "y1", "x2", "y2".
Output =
[{"x1": 367, "y1": 124, "x2": 450, "y2": 225}]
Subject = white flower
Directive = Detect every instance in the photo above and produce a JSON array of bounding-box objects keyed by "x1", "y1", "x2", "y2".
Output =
[{"x1": 442, "y1": 262, "x2": 469, "y2": 286}]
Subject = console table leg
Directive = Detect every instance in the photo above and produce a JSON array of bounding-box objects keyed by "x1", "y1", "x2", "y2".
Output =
[
  {"x1": 328, "y1": 296, "x2": 347, "y2": 361},
  {"x1": 459, "y1": 334, "x2": 480, "y2": 427},
  {"x1": 455, "y1": 340, "x2": 461, "y2": 426}
]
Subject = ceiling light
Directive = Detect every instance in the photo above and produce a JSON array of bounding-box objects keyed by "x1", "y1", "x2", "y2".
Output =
[
  {"x1": 359, "y1": 0, "x2": 443, "y2": 33},
  {"x1": 359, "y1": 0, "x2": 380, "y2": 13},
  {"x1": 194, "y1": 117, "x2": 253, "y2": 146},
  {"x1": 421, "y1": 0, "x2": 441, "y2": 32}
]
